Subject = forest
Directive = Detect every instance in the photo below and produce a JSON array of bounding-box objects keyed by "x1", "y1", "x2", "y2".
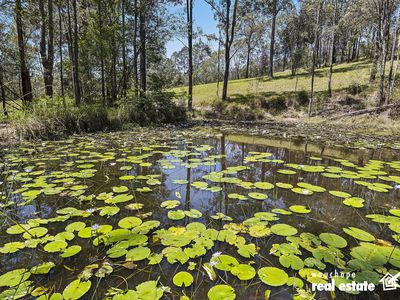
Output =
[{"x1": 1, "y1": 1, "x2": 400, "y2": 300}]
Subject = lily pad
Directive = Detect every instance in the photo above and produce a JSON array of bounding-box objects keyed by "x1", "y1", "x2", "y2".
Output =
[
  {"x1": 271, "y1": 224, "x2": 298, "y2": 236},
  {"x1": 207, "y1": 285, "x2": 235, "y2": 300},
  {"x1": 258, "y1": 267, "x2": 288, "y2": 286},
  {"x1": 173, "y1": 271, "x2": 194, "y2": 287}
]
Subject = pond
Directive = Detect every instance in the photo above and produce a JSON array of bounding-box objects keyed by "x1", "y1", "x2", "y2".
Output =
[{"x1": 0, "y1": 128, "x2": 400, "y2": 300}]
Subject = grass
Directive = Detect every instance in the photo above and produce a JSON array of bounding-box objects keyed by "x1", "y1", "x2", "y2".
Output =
[{"x1": 172, "y1": 60, "x2": 375, "y2": 106}]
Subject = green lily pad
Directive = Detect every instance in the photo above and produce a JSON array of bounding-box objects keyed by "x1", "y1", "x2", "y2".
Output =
[
  {"x1": 258, "y1": 267, "x2": 288, "y2": 286},
  {"x1": 161, "y1": 200, "x2": 181, "y2": 209},
  {"x1": 319, "y1": 233, "x2": 347, "y2": 248},
  {"x1": 248, "y1": 192, "x2": 267, "y2": 200},
  {"x1": 61, "y1": 245, "x2": 82, "y2": 258},
  {"x1": 254, "y1": 182, "x2": 274, "y2": 190},
  {"x1": 329, "y1": 190, "x2": 351, "y2": 198},
  {"x1": 62, "y1": 279, "x2": 91, "y2": 300},
  {"x1": 231, "y1": 264, "x2": 256, "y2": 280},
  {"x1": 342, "y1": 197, "x2": 364, "y2": 208},
  {"x1": 207, "y1": 284, "x2": 235, "y2": 300},
  {"x1": 168, "y1": 210, "x2": 186, "y2": 220},
  {"x1": 118, "y1": 217, "x2": 142, "y2": 229},
  {"x1": 211, "y1": 254, "x2": 239, "y2": 271},
  {"x1": 173, "y1": 271, "x2": 194, "y2": 287},
  {"x1": 271, "y1": 224, "x2": 298, "y2": 236},
  {"x1": 342, "y1": 227, "x2": 375, "y2": 242},
  {"x1": 0, "y1": 269, "x2": 31, "y2": 287},
  {"x1": 31, "y1": 262, "x2": 55, "y2": 275},
  {"x1": 289, "y1": 205, "x2": 311, "y2": 214},
  {"x1": 44, "y1": 240, "x2": 68, "y2": 252},
  {"x1": 126, "y1": 247, "x2": 151, "y2": 261}
]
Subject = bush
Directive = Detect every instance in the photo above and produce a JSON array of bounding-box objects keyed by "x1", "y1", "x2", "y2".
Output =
[
  {"x1": 14, "y1": 92, "x2": 187, "y2": 140},
  {"x1": 122, "y1": 91, "x2": 187, "y2": 125},
  {"x1": 258, "y1": 95, "x2": 287, "y2": 112},
  {"x1": 296, "y1": 90, "x2": 309, "y2": 106}
]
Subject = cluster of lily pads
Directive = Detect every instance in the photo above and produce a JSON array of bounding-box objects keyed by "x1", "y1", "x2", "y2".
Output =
[{"x1": 0, "y1": 130, "x2": 400, "y2": 299}]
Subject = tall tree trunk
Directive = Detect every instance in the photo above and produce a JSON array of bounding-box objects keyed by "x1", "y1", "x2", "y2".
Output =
[
  {"x1": 377, "y1": 2, "x2": 389, "y2": 107},
  {"x1": 139, "y1": 0, "x2": 146, "y2": 95},
  {"x1": 15, "y1": 0, "x2": 33, "y2": 106},
  {"x1": 39, "y1": 0, "x2": 54, "y2": 97},
  {"x1": 370, "y1": 30, "x2": 380, "y2": 81},
  {"x1": 269, "y1": 0, "x2": 277, "y2": 79},
  {"x1": 0, "y1": 64, "x2": 7, "y2": 117},
  {"x1": 387, "y1": 19, "x2": 399, "y2": 105},
  {"x1": 58, "y1": 4, "x2": 65, "y2": 107},
  {"x1": 308, "y1": 3, "x2": 321, "y2": 117},
  {"x1": 133, "y1": 0, "x2": 139, "y2": 97},
  {"x1": 221, "y1": 0, "x2": 239, "y2": 101},
  {"x1": 186, "y1": 0, "x2": 193, "y2": 111},
  {"x1": 121, "y1": 0, "x2": 127, "y2": 95},
  {"x1": 245, "y1": 37, "x2": 251, "y2": 78},
  {"x1": 97, "y1": 0, "x2": 106, "y2": 105},
  {"x1": 71, "y1": 0, "x2": 81, "y2": 106},
  {"x1": 328, "y1": 0, "x2": 337, "y2": 98}
]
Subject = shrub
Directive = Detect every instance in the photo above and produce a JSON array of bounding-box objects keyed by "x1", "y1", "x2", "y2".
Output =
[
  {"x1": 123, "y1": 91, "x2": 187, "y2": 125},
  {"x1": 296, "y1": 90, "x2": 309, "y2": 106}
]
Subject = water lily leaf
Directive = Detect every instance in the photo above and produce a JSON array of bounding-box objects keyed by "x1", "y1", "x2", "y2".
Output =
[
  {"x1": 168, "y1": 210, "x2": 186, "y2": 220},
  {"x1": 0, "y1": 268, "x2": 31, "y2": 287},
  {"x1": 276, "y1": 182, "x2": 293, "y2": 189},
  {"x1": 249, "y1": 224, "x2": 271, "y2": 238},
  {"x1": 299, "y1": 268, "x2": 327, "y2": 284},
  {"x1": 118, "y1": 217, "x2": 142, "y2": 229},
  {"x1": 319, "y1": 233, "x2": 347, "y2": 248},
  {"x1": 329, "y1": 190, "x2": 351, "y2": 198},
  {"x1": 279, "y1": 254, "x2": 304, "y2": 270},
  {"x1": 62, "y1": 279, "x2": 91, "y2": 300},
  {"x1": 271, "y1": 224, "x2": 298, "y2": 236},
  {"x1": 297, "y1": 182, "x2": 326, "y2": 192},
  {"x1": 22, "y1": 227, "x2": 48, "y2": 239},
  {"x1": 66, "y1": 222, "x2": 86, "y2": 232},
  {"x1": 248, "y1": 192, "x2": 267, "y2": 200},
  {"x1": 287, "y1": 277, "x2": 304, "y2": 288},
  {"x1": 108, "y1": 194, "x2": 133, "y2": 204},
  {"x1": 254, "y1": 182, "x2": 274, "y2": 190},
  {"x1": 289, "y1": 205, "x2": 311, "y2": 214},
  {"x1": 343, "y1": 227, "x2": 375, "y2": 242},
  {"x1": 6, "y1": 224, "x2": 31, "y2": 235},
  {"x1": 173, "y1": 271, "x2": 194, "y2": 287},
  {"x1": 277, "y1": 169, "x2": 297, "y2": 175},
  {"x1": 211, "y1": 254, "x2": 239, "y2": 271},
  {"x1": 99, "y1": 206, "x2": 120, "y2": 217},
  {"x1": 291, "y1": 188, "x2": 313, "y2": 195},
  {"x1": 126, "y1": 247, "x2": 151, "y2": 261},
  {"x1": 31, "y1": 262, "x2": 55, "y2": 275},
  {"x1": 237, "y1": 243, "x2": 257, "y2": 258},
  {"x1": 342, "y1": 197, "x2": 364, "y2": 208},
  {"x1": 135, "y1": 280, "x2": 164, "y2": 300},
  {"x1": 272, "y1": 208, "x2": 292, "y2": 215},
  {"x1": 184, "y1": 209, "x2": 202, "y2": 218},
  {"x1": 61, "y1": 245, "x2": 82, "y2": 258},
  {"x1": 258, "y1": 267, "x2": 288, "y2": 286},
  {"x1": 161, "y1": 200, "x2": 181, "y2": 209},
  {"x1": 112, "y1": 186, "x2": 129, "y2": 193},
  {"x1": 231, "y1": 264, "x2": 256, "y2": 280},
  {"x1": 207, "y1": 284, "x2": 235, "y2": 300},
  {"x1": 44, "y1": 240, "x2": 68, "y2": 252}
]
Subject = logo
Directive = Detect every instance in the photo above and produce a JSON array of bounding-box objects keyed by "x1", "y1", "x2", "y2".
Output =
[{"x1": 379, "y1": 272, "x2": 400, "y2": 291}]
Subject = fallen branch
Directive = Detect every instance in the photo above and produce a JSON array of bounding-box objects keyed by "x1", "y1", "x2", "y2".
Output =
[{"x1": 328, "y1": 102, "x2": 400, "y2": 120}]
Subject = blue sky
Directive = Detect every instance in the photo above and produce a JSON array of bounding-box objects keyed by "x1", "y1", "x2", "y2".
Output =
[{"x1": 166, "y1": 1, "x2": 218, "y2": 57}]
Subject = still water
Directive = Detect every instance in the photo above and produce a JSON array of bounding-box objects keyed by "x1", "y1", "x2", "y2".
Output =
[{"x1": 0, "y1": 128, "x2": 400, "y2": 300}]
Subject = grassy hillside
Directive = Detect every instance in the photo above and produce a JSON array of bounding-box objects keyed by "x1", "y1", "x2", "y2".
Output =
[{"x1": 173, "y1": 60, "x2": 375, "y2": 107}]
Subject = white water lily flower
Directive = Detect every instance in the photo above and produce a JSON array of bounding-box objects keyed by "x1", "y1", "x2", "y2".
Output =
[
  {"x1": 212, "y1": 251, "x2": 222, "y2": 258},
  {"x1": 395, "y1": 185, "x2": 400, "y2": 189},
  {"x1": 91, "y1": 224, "x2": 100, "y2": 231},
  {"x1": 86, "y1": 208, "x2": 96, "y2": 214},
  {"x1": 209, "y1": 260, "x2": 218, "y2": 267}
]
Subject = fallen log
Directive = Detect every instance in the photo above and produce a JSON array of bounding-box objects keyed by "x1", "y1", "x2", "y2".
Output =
[{"x1": 328, "y1": 102, "x2": 400, "y2": 120}]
